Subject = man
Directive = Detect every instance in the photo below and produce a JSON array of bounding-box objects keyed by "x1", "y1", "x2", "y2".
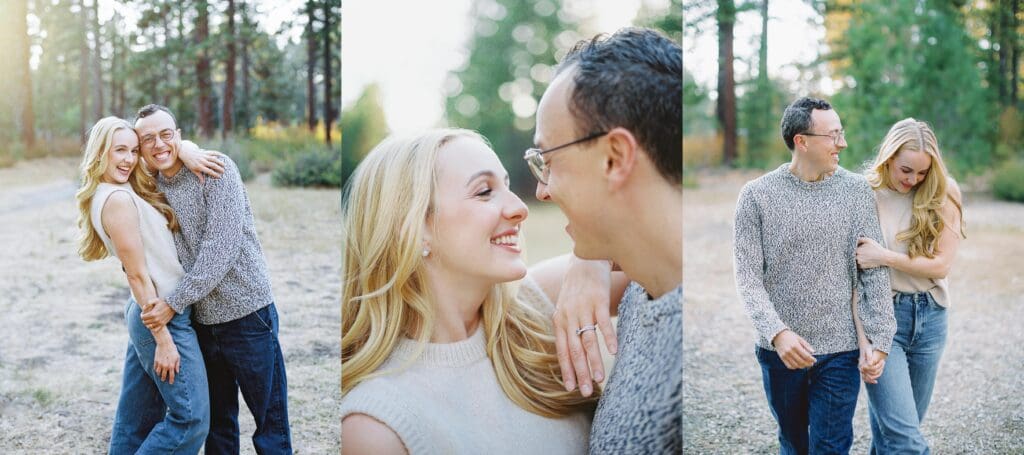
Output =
[
  {"x1": 733, "y1": 97, "x2": 896, "y2": 454},
  {"x1": 135, "y1": 104, "x2": 291, "y2": 454},
  {"x1": 528, "y1": 28, "x2": 682, "y2": 453}
]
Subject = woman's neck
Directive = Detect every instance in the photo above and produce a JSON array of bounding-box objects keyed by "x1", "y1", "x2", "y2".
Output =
[{"x1": 421, "y1": 267, "x2": 491, "y2": 343}]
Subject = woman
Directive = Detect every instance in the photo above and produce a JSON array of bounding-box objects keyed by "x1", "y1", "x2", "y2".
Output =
[
  {"x1": 76, "y1": 116, "x2": 221, "y2": 454},
  {"x1": 340, "y1": 129, "x2": 626, "y2": 454},
  {"x1": 853, "y1": 118, "x2": 965, "y2": 454}
]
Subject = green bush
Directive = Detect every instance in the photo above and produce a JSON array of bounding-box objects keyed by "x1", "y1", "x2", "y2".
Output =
[
  {"x1": 992, "y1": 160, "x2": 1024, "y2": 203},
  {"x1": 272, "y1": 146, "x2": 341, "y2": 188}
]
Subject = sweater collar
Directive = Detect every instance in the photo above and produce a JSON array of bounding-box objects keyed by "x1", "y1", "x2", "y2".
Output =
[
  {"x1": 392, "y1": 325, "x2": 487, "y2": 367},
  {"x1": 778, "y1": 163, "x2": 845, "y2": 190}
]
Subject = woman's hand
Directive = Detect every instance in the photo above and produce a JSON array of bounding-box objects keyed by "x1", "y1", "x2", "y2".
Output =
[
  {"x1": 179, "y1": 139, "x2": 225, "y2": 183},
  {"x1": 856, "y1": 237, "x2": 890, "y2": 269},
  {"x1": 153, "y1": 333, "x2": 181, "y2": 384},
  {"x1": 551, "y1": 259, "x2": 616, "y2": 397},
  {"x1": 859, "y1": 348, "x2": 887, "y2": 384},
  {"x1": 857, "y1": 338, "x2": 878, "y2": 383}
]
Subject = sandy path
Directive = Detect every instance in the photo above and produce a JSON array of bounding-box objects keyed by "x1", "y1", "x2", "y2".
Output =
[
  {"x1": 0, "y1": 158, "x2": 340, "y2": 453},
  {"x1": 682, "y1": 169, "x2": 1024, "y2": 453}
]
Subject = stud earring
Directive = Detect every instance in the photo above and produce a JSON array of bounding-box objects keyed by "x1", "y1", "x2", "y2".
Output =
[{"x1": 422, "y1": 248, "x2": 430, "y2": 258}]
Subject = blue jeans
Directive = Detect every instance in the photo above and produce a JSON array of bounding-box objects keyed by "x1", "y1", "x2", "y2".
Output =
[
  {"x1": 194, "y1": 303, "x2": 292, "y2": 455},
  {"x1": 757, "y1": 346, "x2": 860, "y2": 455},
  {"x1": 109, "y1": 299, "x2": 210, "y2": 455},
  {"x1": 866, "y1": 291, "x2": 947, "y2": 455}
]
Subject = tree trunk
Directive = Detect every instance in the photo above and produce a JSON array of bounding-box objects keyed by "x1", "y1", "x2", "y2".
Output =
[
  {"x1": 79, "y1": 0, "x2": 90, "y2": 138},
  {"x1": 17, "y1": 0, "x2": 35, "y2": 148},
  {"x1": 91, "y1": 0, "x2": 104, "y2": 118},
  {"x1": 223, "y1": 0, "x2": 236, "y2": 138},
  {"x1": 717, "y1": 0, "x2": 737, "y2": 166},
  {"x1": 306, "y1": 0, "x2": 318, "y2": 132},
  {"x1": 240, "y1": 0, "x2": 252, "y2": 130},
  {"x1": 196, "y1": 0, "x2": 213, "y2": 137},
  {"x1": 322, "y1": 0, "x2": 333, "y2": 146}
]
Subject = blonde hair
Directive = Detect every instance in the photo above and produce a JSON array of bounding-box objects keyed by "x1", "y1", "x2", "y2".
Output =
[
  {"x1": 864, "y1": 118, "x2": 965, "y2": 258},
  {"x1": 76, "y1": 116, "x2": 179, "y2": 261},
  {"x1": 341, "y1": 128, "x2": 598, "y2": 418}
]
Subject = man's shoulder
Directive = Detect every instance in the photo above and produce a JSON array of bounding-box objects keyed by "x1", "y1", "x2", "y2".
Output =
[{"x1": 739, "y1": 165, "x2": 786, "y2": 199}]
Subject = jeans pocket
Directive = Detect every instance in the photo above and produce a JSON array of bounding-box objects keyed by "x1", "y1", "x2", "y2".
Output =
[{"x1": 251, "y1": 306, "x2": 274, "y2": 333}]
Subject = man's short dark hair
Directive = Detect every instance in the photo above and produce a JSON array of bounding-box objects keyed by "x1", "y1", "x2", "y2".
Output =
[
  {"x1": 134, "y1": 104, "x2": 177, "y2": 127},
  {"x1": 781, "y1": 97, "x2": 832, "y2": 151},
  {"x1": 556, "y1": 27, "x2": 682, "y2": 185}
]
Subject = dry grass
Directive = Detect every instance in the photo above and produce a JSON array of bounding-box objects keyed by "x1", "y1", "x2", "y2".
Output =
[
  {"x1": 682, "y1": 168, "x2": 1024, "y2": 453},
  {"x1": 0, "y1": 158, "x2": 340, "y2": 453}
]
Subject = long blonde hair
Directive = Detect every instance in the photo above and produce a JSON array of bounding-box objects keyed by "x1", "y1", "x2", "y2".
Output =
[
  {"x1": 864, "y1": 118, "x2": 965, "y2": 258},
  {"x1": 341, "y1": 128, "x2": 598, "y2": 417},
  {"x1": 76, "y1": 116, "x2": 179, "y2": 261}
]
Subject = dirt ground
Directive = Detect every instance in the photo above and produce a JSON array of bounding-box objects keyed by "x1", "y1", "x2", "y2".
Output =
[
  {"x1": 682, "y1": 168, "x2": 1024, "y2": 453},
  {"x1": 0, "y1": 158, "x2": 341, "y2": 453}
]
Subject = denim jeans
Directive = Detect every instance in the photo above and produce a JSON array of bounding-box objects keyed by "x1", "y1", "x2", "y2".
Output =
[
  {"x1": 756, "y1": 346, "x2": 860, "y2": 455},
  {"x1": 194, "y1": 303, "x2": 292, "y2": 455},
  {"x1": 866, "y1": 291, "x2": 947, "y2": 455},
  {"x1": 109, "y1": 299, "x2": 210, "y2": 455}
]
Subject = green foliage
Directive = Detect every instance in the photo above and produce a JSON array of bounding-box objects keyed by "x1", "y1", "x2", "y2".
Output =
[
  {"x1": 272, "y1": 145, "x2": 341, "y2": 188},
  {"x1": 992, "y1": 160, "x2": 1024, "y2": 203},
  {"x1": 832, "y1": 0, "x2": 995, "y2": 173},
  {"x1": 444, "y1": 0, "x2": 579, "y2": 196},
  {"x1": 738, "y1": 77, "x2": 789, "y2": 168},
  {"x1": 340, "y1": 83, "x2": 389, "y2": 162}
]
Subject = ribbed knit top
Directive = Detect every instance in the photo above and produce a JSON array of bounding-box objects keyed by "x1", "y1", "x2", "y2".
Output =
[
  {"x1": 340, "y1": 276, "x2": 591, "y2": 454},
  {"x1": 90, "y1": 182, "x2": 184, "y2": 299},
  {"x1": 875, "y1": 187, "x2": 951, "y2": 307}
]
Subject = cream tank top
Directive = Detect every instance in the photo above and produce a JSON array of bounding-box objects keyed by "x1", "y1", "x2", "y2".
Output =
[
  {"x1": 875, "y1": 187, "x2": 950, "y2": 307},
  {"x1": 90, "y1": 182, "x2": 185, "y2": 299}
]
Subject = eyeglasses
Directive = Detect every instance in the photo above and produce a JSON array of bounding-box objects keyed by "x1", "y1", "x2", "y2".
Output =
[
  {"x1": 523, "y1": 131, "x2": 607, "y2": 184},
  {"x1": 140, "y1": 129, "x2": 176, "y2": 148},
  {"x1": 798, "y1": 129, "x2": 845, "y2": 146}
]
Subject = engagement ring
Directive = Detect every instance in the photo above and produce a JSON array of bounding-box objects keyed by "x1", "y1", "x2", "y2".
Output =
[{"x1": 576, "y1": 325, "x2": 597, "y2": 336}]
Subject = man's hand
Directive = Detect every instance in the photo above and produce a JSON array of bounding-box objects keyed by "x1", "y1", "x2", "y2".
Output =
[
  {"x1": 141, "y1": 298, "x2": 176, "y2": 330},
  {"x1": 859, "y1": 349, "x2": 887, "y2": 383},
  {"x1": 153, "y1": 338, "x2": 181, "y2": 384},
  {"x1": 772, "y1": 329, "x2": 816, "y2": 369},
  {"x1": 552, "y1": 259, "x2": 616, "y2": 397}
]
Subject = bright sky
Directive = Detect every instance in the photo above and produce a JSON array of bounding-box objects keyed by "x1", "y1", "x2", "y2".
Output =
[
  {"x1": 684, "y1": 0, "x2": 832, "y2": 97},
  {"x1": 342, "y1": 0, "x2": 659, "y2": 135}
]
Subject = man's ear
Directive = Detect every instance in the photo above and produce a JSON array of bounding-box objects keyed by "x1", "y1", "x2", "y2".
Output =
[{"x1": 604, "y1": 127, "x2": 639, "y2": 190}]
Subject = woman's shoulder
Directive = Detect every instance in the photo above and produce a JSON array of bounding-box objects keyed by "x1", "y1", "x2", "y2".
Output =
[
  {"x1": 342, "y1": 377, "x2": 429, "y2": 454},
  {"x1": 516, "y1": 273, "x2": 555, "y2": 315}
]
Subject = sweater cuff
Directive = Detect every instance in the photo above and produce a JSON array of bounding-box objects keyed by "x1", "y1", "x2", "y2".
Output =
[{"x1": 165, "y1": 293, "x2": 188, "y2": 314}]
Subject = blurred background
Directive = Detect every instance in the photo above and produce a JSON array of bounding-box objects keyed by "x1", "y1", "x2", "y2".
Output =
[
  {"x1": 683, "y1": 0, "x2": 1023, "y2": 201},
  {"x1": 0, "y1": 0, "x2": 341, "y2": 187},
  {"x1": 341, "y1": 0, "x2": 682, "y2": 207}
]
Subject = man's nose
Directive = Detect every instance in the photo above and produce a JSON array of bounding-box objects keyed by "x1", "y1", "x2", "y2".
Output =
[{"x1": 535, "y1": 181, "x2": 551, "y2": 202}]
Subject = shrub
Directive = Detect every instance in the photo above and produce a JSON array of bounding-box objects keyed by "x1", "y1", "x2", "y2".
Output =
[
  {"x1": 272, "y1": 145, "x2": 341, "y2": 188},
  {"x1": 992, "y1": 160, "x2": 1024, "y2": 203}
]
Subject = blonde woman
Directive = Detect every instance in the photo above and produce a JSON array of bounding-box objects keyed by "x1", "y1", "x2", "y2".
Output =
[
  {"x1": 853, "y1": 118, "x2": 965, "y2": 454},
  {"x1": 76, "y1": 116, "x2": 221, "y2": 454},
  {"x1": 340, "y1": 129, "x2": 627, "y2": 454}
]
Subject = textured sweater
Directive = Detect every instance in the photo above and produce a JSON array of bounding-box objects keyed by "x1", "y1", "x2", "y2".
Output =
[
  {"x1": 589, "y1": 282, "x2": 682, "y2": 454},
  {"x1": 733, "y1": 164, "x2": 896, "y2": 354},
  {"x1": 339, "y1": 276, "x2": 591, "y2": 454},
  {"x1": 157, "y1": 156, "x2": 274, "y2": 324}
]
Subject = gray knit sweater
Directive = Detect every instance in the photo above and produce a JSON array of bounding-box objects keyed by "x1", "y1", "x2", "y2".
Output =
[
  {"x1": 733, "y1": 164, "x2": 896, "y2": 354},
  {"x1": 158, "y1": 156, "x2": 274, "y2": 325},
  {"x1": 589, "y1": 282, "x2": 682, "y2": 454}
]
